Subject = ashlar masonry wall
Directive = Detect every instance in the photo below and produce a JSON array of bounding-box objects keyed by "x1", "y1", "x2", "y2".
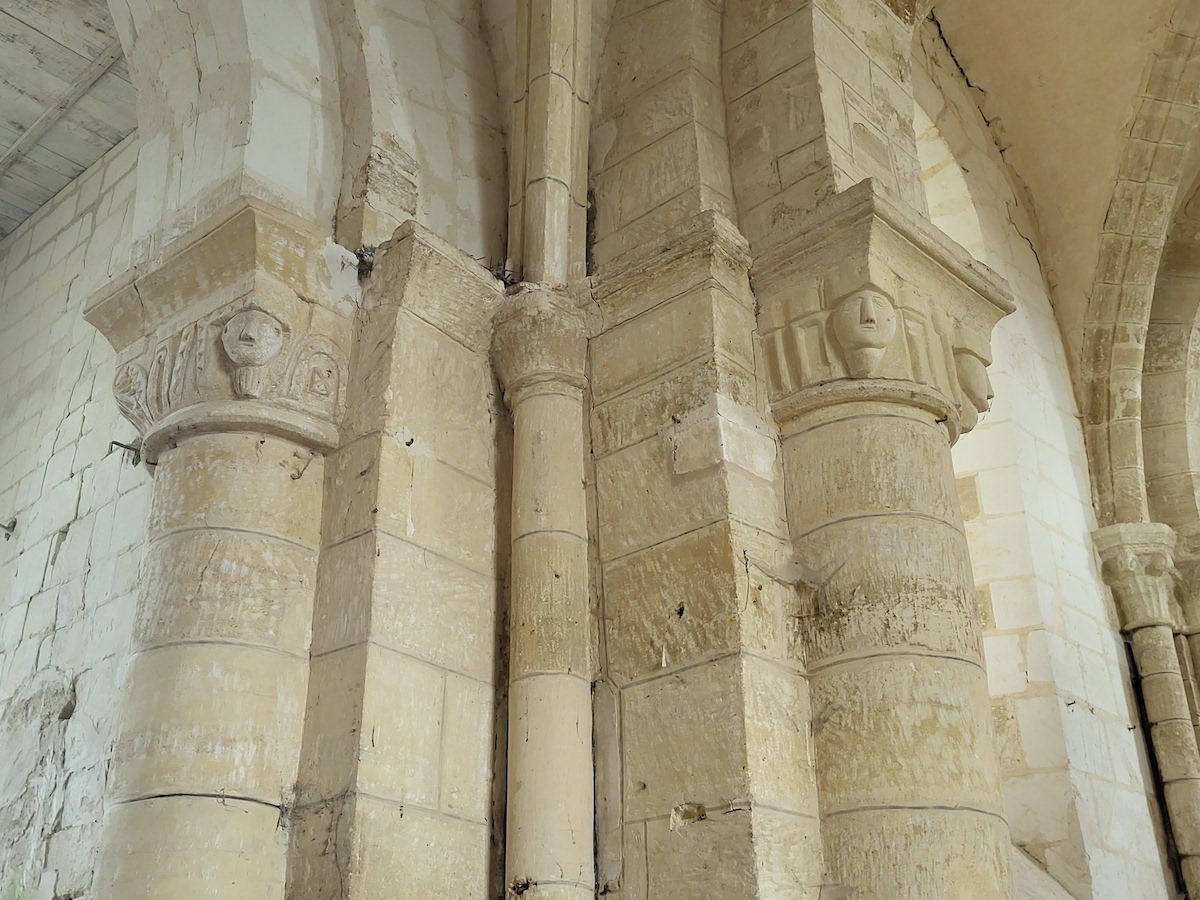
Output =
[
  {"x1": 0, "y1": 134, "x2": 147, "y2": 900},
  {"x1": 914, "y1": 22, "x2": 1174, "y2": 900}
]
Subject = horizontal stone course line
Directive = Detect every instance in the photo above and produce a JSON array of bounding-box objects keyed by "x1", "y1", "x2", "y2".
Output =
[
  {"x1": 807, "y1": 647, "x2": 986, "y2": 675},
  {"x1": 725, "y1": 51, "x2": 822, "y2": 105},
  {"x1": 134, "y1": 638, "x2": 309, "y2": 662},
  {"x1": 149, "y1": 523, "x2": 318, "y2": 553},
  {"x1": 793, "y1": 509, "x2": 965, "y2": 543},
  {"x1": 511, "y1": 668, "x2": 592, "y2": 685},
  {"x1": 292, "y1": 790, "x2": 491, "y2": 827},
  {"x1": 623, "y1": 800, "x2": 820, "y2": 825},
  {"x1": 308, "y1": 638, "x2": 496, "y2": 687},
  {"x1": 619, "y1": 648, "x2": 740, "y2": 689},
  {"x1": 782, "y1": 409, "x2": 950, "y2": 442},
  {"x1": 596, "y1": 251, "x2": 751, "y2": 321},
  {"x1": 599, "y1": 514, "x2": 727, "y2": 565},
  {"x1": 597, "y1": 176, "x2": 738, "y2": 257},
  {"x1": 596, "y1": 117, "x2": 727, "y2": 180},
  {"x1": 591, "y1": 346, "x2": 755, "y2": 414},
  {"x1": 513, "y1": 526, "x2": 588, "y2": 543},
  {"x1": 822, "y1": 803, "x2": 1008, "y2": 823},
  {"x1": 320, "y1": 526, "x2": 495, "y2": 580},
  {"x1": 114, "y1": 791, "x2": 281, "y2": 812}
]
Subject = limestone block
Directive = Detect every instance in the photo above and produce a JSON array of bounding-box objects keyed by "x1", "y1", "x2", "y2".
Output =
[
  {"x1": 592, "y1": 360, "x2": 755, "y2": 457},
  {"x1": 782, "y1": 409, "x2": 961, "y2": 528},
  {"x1": 510, "y1": 532, "x2": 590, "y2": 677},
  {"x1": 749, "y1": 807, "x2": 825, "y2": 898},
  {"x1": 148, "y1": 432, "x2": 323, "y2": 548},
  {"x1": 591, "y1": 289, "x2": 714, "y2": 401},
  {"x1": 812, "y1": 656, "x2": 1004, "y2": 814},
  {"x1": 594, "y1": 70, "x2": 727, "y2": 174},
  {"x1": 135, "y1": 529, "x2": 315, "y2": 654},
  {"x1": 311, "y1": 531, "x2": 497, "y2": 682},
  {"x1": 742, "y1": 656, "x2": 818, "y2": 814},
  {"x1": 297, "y1": 643, "x2": 446, "y2": 809},
  {"x1": 109, "y1": 643, "x2": 308, "y2": 803},
  {"x1": 356, "y1": 646, "x2": 445, "y2": 807},
  {"x1": 595, "y1": 435, "x2": 728, "y2": 560},
  {"x1": 380, "y1": 311, "x2": 498, "y2": 481},
  {"x1": 644, "y1": 811, "x2": 757, "y2": 898},
  {"x1": 101, "y1": 797, "x2": 287, "y2": 900},
  {"x1": 592, "y1": 212, "x2": 752, "y2": 330},
  {"x1": 822, "y1": 808, "x2": 1012, "y2": 899},
  {"x1": 791, "y1": 517, "x2": 981, "y2": 663},
  {"x1": 1150, "y1": 720, "x2": 1200, "y2": 782},
  {"x1": 603, "y1": 521, "x2": 740, "y2": 683},
  {"x1": 393, "y1": 453, "x2": 496, "y2": 575},
  {"x1": 353, "y1": 797, "x2": 492, "y2": 898},
  {"x1": 622, "y1": 656, "x2": 748, "y2": 820},
  {"x1": 441, "y1": 674, "x2": 496, "y2": 823}
]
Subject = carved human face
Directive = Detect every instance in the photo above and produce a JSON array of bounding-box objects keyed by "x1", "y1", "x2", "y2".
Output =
[
  {"x1": 222, "y1": 309, "x2": 284, "y2": 368},
  {"x1": 832, "y1": 290, "x2": 897, "y2": 352}
]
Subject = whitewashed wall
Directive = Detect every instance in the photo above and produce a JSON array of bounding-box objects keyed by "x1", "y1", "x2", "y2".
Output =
[
  {"x1": 914, "y1": 23, "x2": 1175, "y2": 900},
  {"x1": 0, "y1": 134, "x2": 147, "y2": 900}
]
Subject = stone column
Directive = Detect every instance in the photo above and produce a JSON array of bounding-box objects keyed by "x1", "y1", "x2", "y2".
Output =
[
  {"x1": 83, "y1": 202, "x2": 353, "y2": 899},
  {"x1": 754, "y1": 181, "x2": 1015, "y2": 897},
  {"x1": 493, "y1": 288, "x2": 595, "y2": 899},
  {"x1": 1175, "y1": 527, "x2": 1200, "y2": 749},
  {"x1": 1095, "y1": 522, "x2": 1200, "y2": 894}
]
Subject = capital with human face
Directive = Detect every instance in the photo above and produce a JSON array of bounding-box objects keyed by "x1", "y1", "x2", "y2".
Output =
[{"x1": 831, "y1": 289, "x2": 898, "y2": 378}]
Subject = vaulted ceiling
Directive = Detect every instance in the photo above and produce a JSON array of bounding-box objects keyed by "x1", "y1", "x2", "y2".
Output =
[
  {"x1": 0, "y1": 0, "x2": 137, "y2": 239},
  {"x1": 934, "y1": 0, "x2": 1181, "y2": 368}
]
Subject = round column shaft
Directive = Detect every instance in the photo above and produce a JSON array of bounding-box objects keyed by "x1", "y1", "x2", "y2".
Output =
[
  {"x1": 781, "y1": 394, "x2": 1010, "y2": 898},
  {"x1": 98, "y1": 432, "x2": 322, "y2": 899},
  {"x1": 494, "y1": 289, "x2": 594, "y2": 900}
]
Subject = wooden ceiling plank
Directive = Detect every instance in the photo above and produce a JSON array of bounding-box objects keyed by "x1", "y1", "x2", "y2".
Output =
[
  {"x1": 0, "y1": 36, "x2": 123, "y2": 181},
  {"x1": 0, "y1": 0, "x2": 117, "y2": 60},
  {"x1": 0, "y1": 12, "x2": 93, "y2": 108}
]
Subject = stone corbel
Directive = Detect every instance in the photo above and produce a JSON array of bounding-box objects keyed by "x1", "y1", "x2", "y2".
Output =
[
  {"x1": 752, "y1": 179, "x2": 1014, "y2": 440},
  {"x1": 84, "y1": 199, "x2": 357, "y2": 464}
]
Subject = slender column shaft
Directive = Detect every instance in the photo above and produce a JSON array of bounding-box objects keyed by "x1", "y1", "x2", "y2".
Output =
[
  {"x1": 1097, "y1": 523, "x2": 1200, "y2": 897},
  {"x1": 494, "y1": 291, "x2": 594, "y2": 900},
  {"x1": 781, "y1": 399, "x2": 1010, "y2": 897},
  {"x1": 97, "y1": 432, "x2": 322, "y2": 899},
  {"x1": 510, "y1": 0, "x2": 590, "y2": 283}
]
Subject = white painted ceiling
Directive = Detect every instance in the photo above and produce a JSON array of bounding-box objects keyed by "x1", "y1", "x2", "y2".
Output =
[{"x1": 0, "y1": 0, "x2": 137, "y2": 239}]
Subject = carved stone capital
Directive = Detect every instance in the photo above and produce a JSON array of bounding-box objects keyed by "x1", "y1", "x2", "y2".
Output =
[
  {"x1": 752, "y1": 180, "x2": 1013, "y2": 440},
  {"x1": 1173, "y1": 526, "x2": 1200, "y2": 633},
  {"x1": 84, "y1": 200, "x2": 357, "y2": 463},
  {"x1": 492, "y1": 286, "x2": 587, "y2": 408},
  {"x1": 1094, "y1": 522, "x2": 1181, "y2": 631}
]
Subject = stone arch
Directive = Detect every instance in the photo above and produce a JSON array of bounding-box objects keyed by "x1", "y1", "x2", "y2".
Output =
[
  {"x1": 1081, "y1": 0, "x2": 1200, "y2": 527},
  {"x1": 324, "y1": 0, "x2": 508, "y2": 262},
  {"x1": 105, "y1": 0, "x2": 345, "y2": 259},
  {"x1": 1144, "y1": 171, "x2": 1200, "y2": 530}
]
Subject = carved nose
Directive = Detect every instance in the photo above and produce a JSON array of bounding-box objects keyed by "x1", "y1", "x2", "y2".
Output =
[{"x1": 861, "y1": 297, "x2": 877, "y2": 326}]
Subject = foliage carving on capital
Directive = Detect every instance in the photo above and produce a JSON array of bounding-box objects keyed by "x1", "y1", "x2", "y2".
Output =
[
  {"x1": 1094, "y1": 523, "x2": 1181, "y2": 631},
  {"x1": 110, "y1": 298, "x2": 349, "y2": 460},
  {"x1": 491, "y1": 287, "x2": 587, "y2": 407}
]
